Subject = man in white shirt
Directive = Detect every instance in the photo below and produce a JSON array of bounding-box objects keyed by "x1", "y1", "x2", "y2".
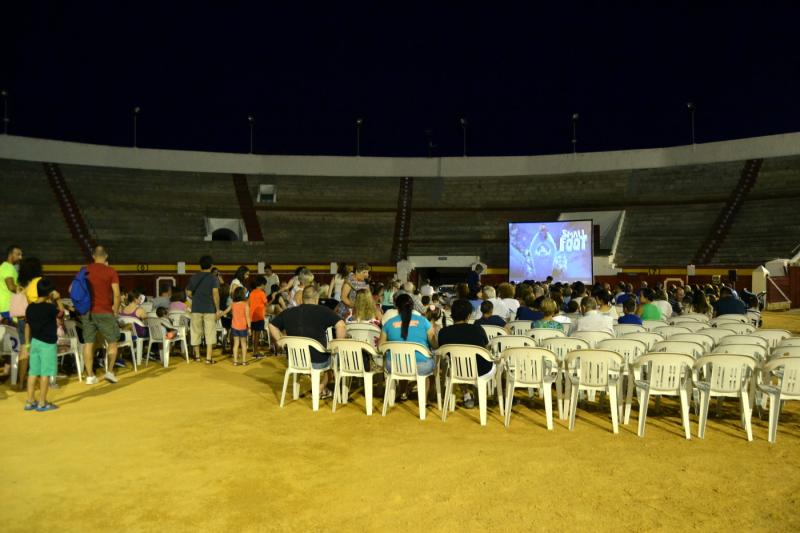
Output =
[
  {"x1": 576, "y1": 297, "x2": 614, "y2": 335},
  {"x1": 420, "y1": 279, "x2": 434, "y2": 298},
  {"x1": 482, "y1": 286, "x2": 510, "y2": 320},
  {"x1": 652, "y1": 291, "x2": 673, "y2": 319}
]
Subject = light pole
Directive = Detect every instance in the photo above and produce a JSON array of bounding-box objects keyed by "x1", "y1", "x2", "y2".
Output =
[
  {"x1": 425, "y1": 129, "x2": 435, "y2": 158},
  {"x1": 248, "y1": 115, "x2": 255, "y2": 154},
  {"x1": 571, "y1": 112, "x2": 579, "y2": 155},
  {"x1": 133, "y1": 106, "x2": 140, "y2": 148},
  {"x1": 2, "y1": 90, "x2": 9, "y2": 134},
  {"x1": 356, "y1": 117, "x2": 363, "y2": 156},
  {"x1": 460, "y1": 117, "x2": 468, "y2": 157},
  {"x1": 687, "y1": 102, "x2": 696, "y2": 147}
]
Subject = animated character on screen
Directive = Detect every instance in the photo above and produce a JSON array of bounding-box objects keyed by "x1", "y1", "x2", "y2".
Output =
[{"x1": 525, "y1": 225, "x2": 558, "y2": 278}]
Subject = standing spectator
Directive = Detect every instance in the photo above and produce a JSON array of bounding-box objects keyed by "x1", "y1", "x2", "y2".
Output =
[
  {"x1": 13, "y1": 256, "x2": 43, "y2": 387},
  {"x1": 0, "y1": 244, "x2": 23, "y2": 321},
  {"x1": 229, "y1": 287, "x2": 251, "y2": 366},
  {"x1": 248, "y1": 275, "x2": 268, "y2": 358},
  {"x1": 186, "y1": 255, "x2": 222, "y2": 364},
  {"x1": 22, "y1": 278, "x2": 62, "y2": 411},
  {"x1": 338, "y1": 263, "x2": 371, "y2": 318},
  {"x1": 420, "y1": 279, "x2": 434, "y2": 298},
  {"x1": 82, "y1": 245, "x2": 121, "y2": 384},
  {"x1": 230, "y1": 266, "x2": 250, "y2": 298},
  {"x1": 263, "y1": 265, "x2": 280, "y2": 297},
  {"x1": 467, "y1": 263, "x2": 483, "y2": 295},
  {"x1": 332, "y1": 262, "x2": 350, "y2": 301}
]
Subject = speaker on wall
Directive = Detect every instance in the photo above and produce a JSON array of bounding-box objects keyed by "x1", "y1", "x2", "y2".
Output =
[{"x1": 728, "y1": 269, "x2": 737, "y2": 282}]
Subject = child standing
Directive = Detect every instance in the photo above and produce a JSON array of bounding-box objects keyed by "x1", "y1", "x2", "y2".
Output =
[
  {"x1": 23, "y1": 278, "x2": 61, "y2": 412},
  {"x1": 248, "y1": 276, "x2": 268, "y2": 358},
  {"x1": 230, "y1": 287, "x2": 251, "y2": 366}
]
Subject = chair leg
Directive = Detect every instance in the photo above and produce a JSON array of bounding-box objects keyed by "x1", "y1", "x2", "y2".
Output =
[
  {"x1": 293, "y1": 374, "x2": 300, "y2": 400},
  {"x1": 477, "y1": 381, "x2": 488, "y2": 426},
  {"x1": 280, "y1": 370, "x2": 291, "y2": 407},
  {"x1": 331, "y1": 371, "x2": 341, "y2": 413},
  {"x1": 504, "y1": 380, "x2": 515, "y2": 428},
  {"x1": 342, "y1": 376, "x2": 350, "y2": 405},
  {"x1": 382, "y1": 378, "x2": 394, "y2": 417},
  {"x1": 495, "y1": 371, "x2": 505, "y2": 418},
  {"x1": 568, "y1": 380, "x2": 580, "y2": 430},
  {"x1": 74, "y1": 352, "x2": 83, "y2": 382},
  {"x1": 555, "y1": 371, "x2": 564, "y2": 420},
  {"x1": 182, "y1": 339, "x2": 189, "y2": 363},
  {"x1": 679, "y1": 386, "x2": 691, "y2": 440},
  {"x1": 162, "y1": 341, "x2": 171, "y2": 368},
  {"x1": 767, "y1": 392, "x2": 780, "y2": 443},
  {"x1": 364, "y1": 373, "x2": 374, "y2": 416},
  {"x1": 563, "y1": 372, "x2": 573, "y2": 421},
  {"x1": 417, "y1": 376, "x2": 427, "y2": 421},
  {"x1": 608, "y1": 384, "x2": 619, "y2": 434},
  {"x1": 624, "y1": 373, "x2": 635, "y2": 424},
  {"x1": 698, "y1": 391, "x2": 710, "y2": 439},
  {"x1": 740, "y1": 390, "x2": 753, "y2": 442},
  {"x1": 311, "y1": 370, "x2": 321, "y2": 412},
  {"x1": 543, "y1": 383, "x2": 554, "y2": 430},
  {"x1": 637, "y1": 387, "x2": 650, "y2": 438},
  {"x1": 434, "y1": 367, "x2": 442, "y2": 412},
  {"x1": 442, "y1": 379, "x2": 453, "y2": 422}
]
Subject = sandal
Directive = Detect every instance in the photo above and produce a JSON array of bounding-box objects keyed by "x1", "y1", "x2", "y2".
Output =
[
  {"x1": 205, "y1": 359, "x2": 217, "y2": 365},
  {"x1": 36, "y1": 402, "x2": 59, "y2": 412},
  {"x1": 24, "y1": 401, "x2": 38, "y2": 411},
  {"x1": 233, "y1": 361, "x2": 241, "y2": 366},
  {"x1": 241, "y1": 361, "x2": 249, "y2": 366}
]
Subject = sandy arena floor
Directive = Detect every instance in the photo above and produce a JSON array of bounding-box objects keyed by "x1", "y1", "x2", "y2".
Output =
[{"x1": 4, "y1": 311, "x2": 800, "y2": 532}]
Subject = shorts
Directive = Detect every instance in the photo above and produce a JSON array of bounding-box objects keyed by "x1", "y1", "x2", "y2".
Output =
[
  {"x1": 81, "y1": 313, "x2": 120, "y2": 344},
  {"x1": 29, "y1": 338, "x2": 57, "y2": 377},
  {"x1": 312, "y1": 357, "x2": 331, "y2": 370},
  {"x1": 384, "y1": 355, "x2": 434, "y2": 376},
  {"x1": 190, "y1": 313, "x2": 217, "y2": 346},
  {"x1": 231, "y1": 328, "x2": 248, "y2": 338},
  {"x1": 251, "y1": 320, "x2": 265, "y2": 332},
  {"x1": 1, "y1": 311, "x2": 10, "y2": 320}
]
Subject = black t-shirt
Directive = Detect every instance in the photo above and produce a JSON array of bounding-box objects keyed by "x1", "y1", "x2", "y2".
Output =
[
  {"x1": 25, "y1": 302, "x2": 59, "y2": 344},
  {"x1": 474, "y1": 315, "x2": 506, "y2": 327},
  {"x1": 271, "y1": 304, "x2": 342, "y2": 363},
  {"x1": 714, "y1": 296, "x2": 747, "y2": 316},
  {"x1": 438, "y1": 323, "x2": 493, "y2": 376},
  {"x1": 318, "y1": 298, "x2": 339, "y2": 310}
]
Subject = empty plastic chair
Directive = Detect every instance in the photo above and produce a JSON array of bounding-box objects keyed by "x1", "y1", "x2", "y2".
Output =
[
  {"x1": 776, "y1": 337, "x2": 800, "y2": 349},
  {"x1": 633, "y1": 352, "x2": 694, "y2": 439},
  {"x1": 506, "y1": 320, "x2": 533, "y2": 336},
  {"x1": 758, "y1": 356, "x2": 800, "y2": 443},
  {"x1": 380, "y1": 341, "x2": 437, "y2": 420},
  {"x1": 279, "y1": 336, "x2": 331, "y2": 412},
  {"x1": 717, "y1": 323, "x2": 756, "y2": 336},
  {"x1": 571, "y1": 330, "x2": 614, "y2": 348},
  {"x1": 329, "y1": 339, "x2": 380, "y2": 415},
  {"x1": 669, "y1": 333, "x2": 714, "y2": 353},
  {"x1": 620, "y1": 331, "x2": 664, "y2": 351},
  {"x1": 598, "y1": 338, "x2": 647, "y2": 424},
  {"x1": 670, "y1": 316, "x2": 705, "y2": 325},
  {"x1": 652, "y1": 340, "x2": 705, "y2": 359},
  {"x1": 694, "y1": 354, "x2": 757, "y2": 441},
  {"x1": 614, "y1": 324, "x2": 645, "y2": 337},
  {"x1": 696, "y1": 327, "x2": 734, "y2": 347},
  {"x1": 63, "y1": 320, "x2": 84, "y2": 382},
  {"x1": 675, "y1": 321, "x2": 712, "y2": 333},
  {"x1": 503, "y1": 347, "x2": 558, "y2": 429},
  {"x1": 713, "y1": 343, "x2": 768, "y2": 362},
  {"x1": 653, "y1": 326, "x2": 692, "y2": 339},
  {"x1": 682, "y1": 313, "x2": 711, "y2": 323},
  {"x1": 771, "y1": 345, "x2": 800, "y2": 358},
  {"x1": 712, "y1": 314, "x2": 749, "y2": 325},
  {"x1": 439, "y1": 344, "x2": 497, "y2": 426},
  {"x1": 754, "y1": 329, "x2": 792, "y2": 349},
  {"x1": 565, "y1": 349, "x2": 625, "y2": 433},
  {"x1": 481, "y1": 325, "x2": 507, "y2": 341},
  {"x1": 488, "y1": 334, "x2": 535, "y2": 358},
  {"x1": 346, "y1": 323, "x2": 381, "y2": 345},
  {"x1": 529, "y1": 328, "x2": 566, "y2": 345},
  {"x1": 718, "y1": 334, "x2": 768, "y2": 349},
  {"x1": 642, "y1": 320, "x2": 669, "y2": 332}
]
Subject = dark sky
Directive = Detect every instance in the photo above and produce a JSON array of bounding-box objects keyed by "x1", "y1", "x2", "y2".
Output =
[{"x1": 3, "y1": 2, "x2": 799, "y2": 157}]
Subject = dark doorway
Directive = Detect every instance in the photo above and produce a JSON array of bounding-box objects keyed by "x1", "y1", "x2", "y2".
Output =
[{"x1": 211, "y1": 228, "x2": 238, "y2": 241}]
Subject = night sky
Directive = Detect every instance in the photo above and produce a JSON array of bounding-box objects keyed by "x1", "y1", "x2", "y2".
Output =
[{"x1": 3, "y1": 2, "x2": 799, "y2": 157}]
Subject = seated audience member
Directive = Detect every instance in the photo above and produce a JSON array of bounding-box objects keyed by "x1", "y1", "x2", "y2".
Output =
[
  {"x1": 379, "y1": 293, "x2": 437, "y2": 400},
  {"x1": 438, "y1": 298, "x2": 493, "y2": 408},
  {"x1": 615, "y1": 283, "x2": 637, "y2": 307},
  {"x1": 268, "y1": 285, "x2": 346, "y2": 398},
  {"x1": 532, "y1": 298, "x2": 564, "y2": 331},
  {"x1": 564, "y1": 299, "x2": 581, "y2": 322},
  {"x1": 497, "y1": 282, "x2": 520, "y2": 317},
  {"x1": 575, "y1": 297, "x2": 614, "y2": 335},
  {"x1": 515, "y1": 293, "x2": 544, "y2": 321},
  {"x1": 638, "y1": 288, "x2": 662, "y2": 321},
  {"x1": 571, "y1": 281, "x2": 587, "y2": 307},
  {"x1": 474, "y1": 300, "x2": 506, "y2": 328},
  {"x1": 692, "y1": 291, "x2": 713, "y2": 318},
  {"x1": 290, "y1": 269, "x2": 315, "y2": 308},
  {"x1": 652, "y1": 290, "x2": 673, "y2": 319},
  {"x1": 613, "y1": 282, "x2": 627, "y2": 304},
  {"x1": 268, "y1": 284, "x2": 288, "y2": 316},
  {"x1": 617, "y1": 299, "x2": 643, "y2": 325},
  {"x1": 481, "y1": 286, "x2": 510, "y2": 320},
  {"x1": 155, "y1": 307, "x2": 179, "y2": 340},
  {"x1": 425, "y1": 303, "x2": 447, "y2": 334},
  {"x1": 169, "y1": 289, "x2": 188, "y2": 312},
  {"x1": 119, "y1": 290, "x2": 148, "y2": 339},
  {"x1": 347, "y1": 288, "x2": 382, "y2": 328},
  {"x1": 713, "y1": 286, "x2": 747, "y2": 316},
  {"x1": 595, "y1": 290, "x2": 618, "y2": 319},
  {"x1": 151, "y1": 285, "x2": 172, "y2": 312},
  {"x1": 317, "y1": 283, "x2": 339, "y2": 310},
  {"x1": 670, "y1": 286, "x2": 686, "y2": 315},
  {"x1": 381, "y1": 281, "x2": 398, "y2": 312}
]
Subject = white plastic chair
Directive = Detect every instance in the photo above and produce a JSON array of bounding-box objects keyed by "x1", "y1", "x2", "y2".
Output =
[
  {"x1": 145, "y1": 317, "x2": 189, "y2": 368},
  {"x1": 717, "y1": 323, "x2": 756, "y2": 336},
  {"x1": 696, "y1": 327, "x2": 734, "y2": 347},
  {"x1": 117, "y1": 316, "x2": 146, "y2": 366},
  {"x1": 488, "y1": 334, "x2": 536, "y2": 358},
  {"x1": 597, "y1": 338, "x2": 647, "y2": 424},
  {"x1": 439, "y1": 344, "x2": 497, "y2": 426},
  {"x1": 279, "y1": 336, "x2": 330, "y2": 412},
  {"x1": 345, "y1": 323, "x2": 382, "y2": 368},
  {"x1": 754, "y1": 329, "x2": 792, "y2": 349},
  {"x1": 553, "y1": 314, "x2": 574, "y2": 335},
  {"x1": 713, "y1": 343, "x2": 768, "y2": 362},
  {"x1": 670, "y1": 316, "x2": 705, "y2": 325},
  {"x1": 0, "y1": 326, "x2": 15, "y2": 384},
  {"x1": 683, "y1": 313, "x2": 711, "y2": 323},
  {"x1": 565, "y1": 349, "x2": 624, "y2": 433},
  {"x1": 675, "y1": 321, "x2": 712, "y2": 333},
  {"x1": 620, "y1": 331, "x2": 664, "y2": 351},
  {"x1": 529, "y1": 328, "x2": 566, "y2": 345},
  {"x1": 652, "y1": 340, "x2": 705, "y2": 359},
  {"x1": 539, "y1": 336, "x2": 590, "y2": 419},
  {"x1": 507, "y1": 320, "x2": 533, "y2": 336},
  {"x1": 712, "y1": 314, "x2": 749, "y2": 325},
  {"x1": 380, "y1": 341, "x2": 436, "y2": 420},
  {"x1": 108, "y1": 329, "x2": 138, "y2": 373},
  {"x1": 481, "y1": 325, "x2": 507, "y2": 340},
  {"x1": 614, "y1": 324, "x2": 645, "y2": 337},
  {"x1": 643, "y1": 320, "x2": 669, "y2": 332},
  {"x1": 63, "y1": 319, "x2": 84, "y2": 382},
  {"x1": 570, "y1": 330, "x2": 614, "y2": 348},
  {"x1": 633, "y1": 352, "x2": 694, "y2": 439},
  {"x1": 771, "y1": 345, "x2": 800, "y2": 358},
  {"x1": 776, "y1": 337, "x2": 800, "y2": 349},
  {"x1": 718, "y1": 334, "x2": 768, "y2": 349},
  {"x1": 329, "y1": 339, "x2": 379, "y2": 415},
  {"x1": 669, "y1": 333, "x2": 714, "y2": 353},
  {"x1": 652, "y1": 326, "x2": 692, "y2": 339},
  {"x1": 758, "y1": 356, "x2": 800, "y2": 443},
  {"x1": 694, "y1": 354, "x2": 757, "y2": 441},
  {"x1": 503, "y1": 347, "x2": 558, "y2": 429}
]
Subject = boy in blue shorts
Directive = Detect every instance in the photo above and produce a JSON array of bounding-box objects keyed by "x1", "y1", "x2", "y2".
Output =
[{"x1": 23, "y1": 278, "x2": 61, "y2": 412}]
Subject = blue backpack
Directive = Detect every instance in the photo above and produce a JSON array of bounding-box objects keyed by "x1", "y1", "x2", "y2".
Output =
[{"x1": 70, "y1": 267, "x2": 92, "y2": 315}]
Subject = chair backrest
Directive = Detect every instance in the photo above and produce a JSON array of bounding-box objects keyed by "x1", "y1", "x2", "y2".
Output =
[
  {"x1": 570, "y1": 330, "x2": 614, "y2": 348},
  {"x1": 652, "y1": 325, "x2": 693, "y2": 339},
  {"x1": 346, "y1": 323, "x2": 381, "y2": 346},
  {"x1": 717, "y1": 334, "x2": 769, "y2": 349},
  {"x1": 753, "y1": 329, "x2": 793, "y2": 348},
  {"x1": 0, "y1": 324, "x2": 19, "y2": 355},
  {"x1": 716, "y1": 323, "x2": 756, "y2": 336},
  {"x1": 506, "y1": 320, "x2": 533, "y2": 336},
  {"x1": 712, "y1": 314, "x2": 749, "y2": 325},
  {"x1": 762, "y1": 356, "x2": 800, "y2": 400},
  {"x1": 565, "y1": 349, "x2": 625, "y2": 387},
  {"x1": 669, "y1": 333, "x2": 715, "y2": 352},
  {"x1": 642, "y1": 320, "x2": 669, "y2": 332},
  {"x1": 438, "y1": 344, "x2": 493, "y2": 382},
  {"x1": 652, "y1": 340, "x2": 704, "y2": 358},
  {"x1": 540, "y1": 337, "x2": 590, "y2": 362},
  {"x1": 745, "y1": 310, "x2": 761, "y2": 327},
  {"x1": 488, "y1": 334, "x2": 536, "y2": 357},
  {"x1": 673, "y1": 321, "x2": 710, "y2": 333},
  {"x1": 529, "y1": 328, "x2": 566, "y2": 344},
  {"x1": 64, "y1": 319, "x2": 80, "y2": 340},
  {"x1": 284, "y1": 336, "x2": 328, "y2": 372},
  {"x1": 696, "y1": 328, "x2": 734, "y2": 346},
  {"x1": 329, "y1": 339, "x2": 376, "y2": 374},
  {"x1": 504, "y1": 347, "x2": 558, "y2": 387},
  {"x1": 481, "y1": 325, "x2": 507, "y2": 340},
  {"x1": 683, "y1": 313, "x2": 711, "y2": 324},
  {"x1": 634, "y1": 352, "x2": 694, "y2": 393},
  {"x1": 772, "y1": 346, "x2": 800, "y2": 359},
  {"x1": 596, "y1": 338, "x2": 647, "y2": 365},
  {"x1": 694, "y1": 354, "x2": 756, "y2": 394},
  {"x1": 614, "y1": 324, "x2": 646, "y2": 337},
  {"x1": 620, "y1": 331, "x2": 664, "y2": 350},
  {"x1": 146, "y1": 317, "x2": 167, "y2": 342},
  {"x1": 379, "y1": 341, "x2": 430, "y2": 378},
  {"x1": 777, "y1": 337, "x2": 800, "y2": 348},
  {"x1": 168, "y1": 311, "x2": 190, "y2": 327},
  {"x1": 712, "y1": 343, "x2": 768, "y2": 362},
  {"x1": 670, "y1": 316, "x2": 705, "y2": 325}
]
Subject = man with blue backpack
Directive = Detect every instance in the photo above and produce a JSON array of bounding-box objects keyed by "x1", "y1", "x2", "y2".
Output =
[{"x1": 71, "y1": 245, "x2": 120, "y2": 384}]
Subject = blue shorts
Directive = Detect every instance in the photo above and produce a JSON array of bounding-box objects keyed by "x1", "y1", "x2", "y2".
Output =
[
  {"x1": 231, "y1": 328, "x2": 248, "y2": 338},
  {"x1": 312, "y1": 357, "x2": 331, "y2": 370},
  {"x1": 384, "y1": 355, "x2": 434, "y2": 376}
]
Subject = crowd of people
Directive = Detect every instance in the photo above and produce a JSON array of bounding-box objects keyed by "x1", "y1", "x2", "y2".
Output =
[{"x1": 0, "y1": 244, "x2": 761, "y2": 412}]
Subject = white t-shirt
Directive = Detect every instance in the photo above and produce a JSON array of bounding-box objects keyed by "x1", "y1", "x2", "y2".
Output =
[
  {"x1": 576, "y1": 311, "x2": 614, "y2": 335},
  {"x1": 333, "y1": 275, "x2": 346, "y2": 301},
  {"x1": 420, "y1": 284, "x2": 434, "y2": 297},
  {"x1": 501, "y1": 298, "x2": 520, "y2": 318},
  {"x1": 488, "y1": 298, "x2": 510, "y2": 320},
  {"x1": 653, "y1": 300, "x2": 673, "y2": 319}
]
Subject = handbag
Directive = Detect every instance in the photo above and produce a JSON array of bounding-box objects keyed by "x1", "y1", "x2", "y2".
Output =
[{"x1": 9, "y1": 291, "x2": 28, "y2": 318}]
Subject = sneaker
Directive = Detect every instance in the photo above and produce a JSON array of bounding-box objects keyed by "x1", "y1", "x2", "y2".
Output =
[
  {"x1": 103, "y1": 372, "x2": 118, "y2": 384},
  {"x1": 85, "y1": 376, "x2": 98, "y2": 385},
  {"x1": 24, "y1": 401, "x2": 38, "y2": 411},
  {"x1": 36, "y1": 402, "x2": 59, "y2": 412},
  {"x1": 463, "y1": 393, "x2": 475, "y2": 409}
]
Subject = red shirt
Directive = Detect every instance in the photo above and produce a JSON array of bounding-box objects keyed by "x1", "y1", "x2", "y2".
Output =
[{"x1": 86, "y1": 263, "x2": 119, "y2": 314}]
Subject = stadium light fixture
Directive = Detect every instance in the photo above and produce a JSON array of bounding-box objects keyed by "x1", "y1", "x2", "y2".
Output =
[
  {"x1": 356, "y1": 117, "x2": 363, "y2": 157},
  {"x1": 460, "y1": 117, "x2": 468, "y2": 157},
  {"x1": 2, "y1": 89, "x2": 9, "y2": 134},
  {"x1": 248, "y1": 115, "x2": 255, "y2": 154},
  {"x1": 133, "y1": 106, "x2": 141, "y2": 148}
]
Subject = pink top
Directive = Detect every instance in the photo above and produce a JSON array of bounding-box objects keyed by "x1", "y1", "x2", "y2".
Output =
[
  {"x1": 169, "y1": 301, "x2": 187, "y2": 312},
  {"x1": 231, "y1": 301, "x2": 249, "y2": 330}
]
